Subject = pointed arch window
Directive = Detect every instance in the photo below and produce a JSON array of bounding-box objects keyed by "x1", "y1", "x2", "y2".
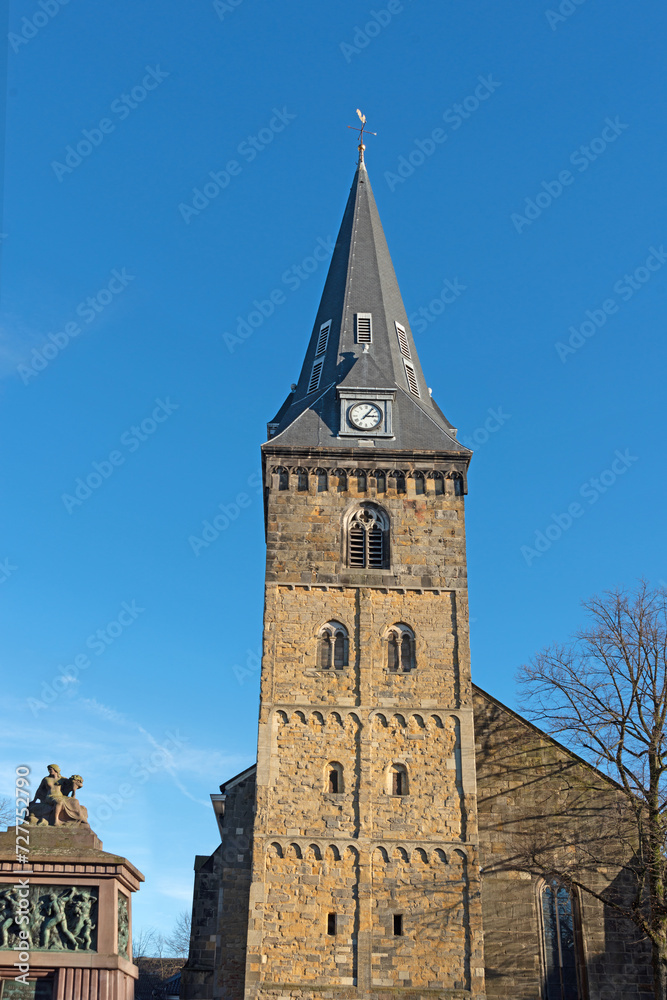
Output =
[
  {"x1": 540, "y1": 880, "x2": 584, "y2": 1000},
  {"x1": 317, "y1": 622, "x2": 349, "y2": 669},
  {"x1": 386, "y1": 625, "x2": 416, "y2": 672},
  {"x1": 346, "y1": 503, "x2": 389, "y2": 569}
]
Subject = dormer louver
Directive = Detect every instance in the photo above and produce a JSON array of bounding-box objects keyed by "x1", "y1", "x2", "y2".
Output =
[{"x1": 355, "y1": 314, "x2": 372, "y2": 344}]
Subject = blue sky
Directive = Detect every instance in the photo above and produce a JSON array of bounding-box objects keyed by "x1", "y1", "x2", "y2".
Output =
[{"x1": 1, "y1": 0, "x2": 666, "y2": 943}]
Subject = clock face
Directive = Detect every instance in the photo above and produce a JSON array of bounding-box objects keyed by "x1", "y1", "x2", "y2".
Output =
[{"x1": 349, "y1": 402, "x2": 382, "y2": 430}]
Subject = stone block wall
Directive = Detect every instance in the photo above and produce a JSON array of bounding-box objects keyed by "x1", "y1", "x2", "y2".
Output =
[
  {"x1": 181, "y1": 772, "x2": 255, "y2": 1000},
  {"x1": 263, "y1": 462, "x2": 468, "y2": 591}
]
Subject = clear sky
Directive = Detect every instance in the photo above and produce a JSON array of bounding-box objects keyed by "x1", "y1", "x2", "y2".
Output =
[{"x1": 1, "y1": 0, "x2": 666, "y2": 943}]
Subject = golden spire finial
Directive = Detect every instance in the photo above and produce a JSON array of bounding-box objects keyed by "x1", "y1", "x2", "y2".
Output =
[{"x1": 347, "y1": 109, "x2": 377, "y2": 166}]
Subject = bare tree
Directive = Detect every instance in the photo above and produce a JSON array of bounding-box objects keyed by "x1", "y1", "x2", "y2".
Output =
[
  {"x1": 0, "y1": 797, "x2": 14, "y2": 829},
  {"x1": 132, "y1": 926, "x2": 158, "y2": 960},
  {"x1": 518, "y1": 582, "x2": 667, "y2": 1000},
  {"x1": 165, "y1": 910, "x2": 191, "y2": 957}
]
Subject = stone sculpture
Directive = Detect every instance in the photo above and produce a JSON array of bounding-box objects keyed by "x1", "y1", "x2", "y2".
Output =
[
  {"x1": 0, "y1": 886, "x2": 98, "y2": 952},
  {"x1": 28, "y1": 766, "x2": 89, "y2": 827},
  {"x1": 118, "y1": 893, "x2": 129, "y2": 959}
]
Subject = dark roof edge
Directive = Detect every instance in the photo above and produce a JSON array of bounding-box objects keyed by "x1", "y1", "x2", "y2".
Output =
[
  {"x1": 472, "y1": 683, "x2": 626, "y2": 793},
  {"x1": 219, "y1": 763, "x2": 257, "y2": 793},
  {"x1": 261, "y1": 444, "x2": 472, "y2": 464}
]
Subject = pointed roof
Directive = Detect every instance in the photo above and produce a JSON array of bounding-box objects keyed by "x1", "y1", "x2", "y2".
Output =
[{"x1": 266, "y1": 161, "x2": 470, "y2": 456}]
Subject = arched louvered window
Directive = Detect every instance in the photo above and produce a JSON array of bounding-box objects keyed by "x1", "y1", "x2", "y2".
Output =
[
  {"x1": 540, "y1": 880, "x2": 584, "y2": 1000},
  {"x1": 346, "y1": 504, "x2": 389, "y2": 569},
  {"x1": 316, "y1": 469, "x2": 328, "y2": 492},
  {"x1": 386, "y1": 625, "x2": 416, "y2": 672},
  {"x1": 317, "y1": 622, "x2": 349, "y2": 669}
]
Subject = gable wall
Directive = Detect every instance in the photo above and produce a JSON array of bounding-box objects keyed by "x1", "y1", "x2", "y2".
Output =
[{"x1": 473, "y1": 688, "x2": 652, "y2": 1000}]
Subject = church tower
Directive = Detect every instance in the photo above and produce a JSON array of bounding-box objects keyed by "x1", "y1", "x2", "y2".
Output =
[{"x1": 245, "y1": 149, "x2": 486, "y2": 999}]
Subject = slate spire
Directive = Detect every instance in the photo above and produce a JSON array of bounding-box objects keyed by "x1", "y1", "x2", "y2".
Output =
[{"x1": 266, "y1": 160, "x2": 468, "y2": 455}]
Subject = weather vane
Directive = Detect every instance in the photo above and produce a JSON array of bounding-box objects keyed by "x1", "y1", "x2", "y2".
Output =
[{"x1": 347, "y1": 109, "x2": 377, "y2": 165}]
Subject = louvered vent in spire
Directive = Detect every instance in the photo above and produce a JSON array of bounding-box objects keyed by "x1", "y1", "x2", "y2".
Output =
[
  {"x1": 355, "y1": 314, "x2": 372, "y2": 344},
  {"x1": 316, "y1": 320, "x2": 331, "y2": 356},
  {"x1": 308, "y1": 360, "x2": 324, "y2": 394},
  {"x1": 404, "y1": 362, "x2": 420, "y2": 397},
  {"x1": 395, "y1": 322, "x2": 411, "y2": 360}
]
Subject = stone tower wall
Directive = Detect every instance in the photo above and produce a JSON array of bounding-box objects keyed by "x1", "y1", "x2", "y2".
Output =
[{"x1": 245, "y1": 459, "x2": 485, "y2": 1000}]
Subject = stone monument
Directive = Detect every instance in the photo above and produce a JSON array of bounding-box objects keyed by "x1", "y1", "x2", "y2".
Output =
[{"x1": 0, "y1": 765, "x2": 144, "y2": 998}]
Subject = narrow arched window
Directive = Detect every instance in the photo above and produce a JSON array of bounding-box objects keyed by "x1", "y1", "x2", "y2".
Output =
[
  {"x1": 387, "y1": 632, "x2": 399, "y2": 672},
  {"x1": 386, "y1": 625, "x2": 415, "y2": 672},
  {"x1": 354, "y1": 469, "x2": 367, "y2": 492},
  {"x1": 317, "y1": 622, "x2": 349, "y2": 669},
  {"x1": 388, "y1": 763, "x2": 408, "y2": 796},
  {"x1": 346, "y1": 504, "x2": 389, "y2": 569},
  {"x1": 541, "y1": 880, "x2": 582, "y2": 1000},
  {"x1": 276, "y1": 467, "x2": 289, "y2": 491},
  {"x1": 316, "y1": 469, "x2": 328, "y2": 492},
  {"x1": 296, "y1": 468, "x2": 308, "y2": 491},
  {"x1": 326, "y1": 762, "x2": 344, "y2": 794}
]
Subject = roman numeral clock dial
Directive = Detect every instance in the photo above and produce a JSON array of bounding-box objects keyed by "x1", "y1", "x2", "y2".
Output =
[{"x1": 348, "y1": 402, "x2": 382, "y2": 430}]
